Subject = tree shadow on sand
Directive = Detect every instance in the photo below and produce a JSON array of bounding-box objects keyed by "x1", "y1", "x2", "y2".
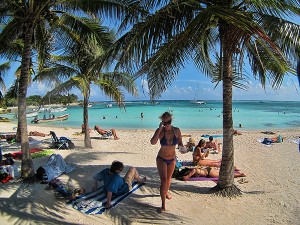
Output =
[{"x1": 0, "y1": 148, "x2": 249, "y2": 224}]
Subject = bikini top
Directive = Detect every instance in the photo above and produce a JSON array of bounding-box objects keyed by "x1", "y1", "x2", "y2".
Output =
[{"x1": 160, "y1": 128, "x2": 178, "y2": 146}]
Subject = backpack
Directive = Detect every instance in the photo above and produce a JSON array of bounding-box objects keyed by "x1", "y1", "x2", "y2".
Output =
[
  {"x1": 68, "y1": 141, "x2": 75, "y2": 149},
  {"x1": 172, "y1": 159, "x2": 183, "y2": 178},
  {"x1": 36, "y1": 166, "x2": 48, "y2": 181}
]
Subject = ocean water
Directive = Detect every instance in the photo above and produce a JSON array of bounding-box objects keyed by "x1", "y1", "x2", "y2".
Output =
[{"x1": 3, "y1": 100, "x2": 300, "y2": 130}]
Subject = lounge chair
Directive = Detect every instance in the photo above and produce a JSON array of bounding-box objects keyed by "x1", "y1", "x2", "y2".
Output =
[{"x1": 50, "y1": 131, "x2": 70, "y2": 149}]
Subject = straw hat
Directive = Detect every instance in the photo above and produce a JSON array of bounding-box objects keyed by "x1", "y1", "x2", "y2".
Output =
[{"x1": 188, "y1": 137, "x2": 196, "y2": 145}]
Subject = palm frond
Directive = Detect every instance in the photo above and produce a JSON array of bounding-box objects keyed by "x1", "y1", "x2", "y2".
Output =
[{"x1": 43, "y1": 79, "x2": 79, "y2": 98}]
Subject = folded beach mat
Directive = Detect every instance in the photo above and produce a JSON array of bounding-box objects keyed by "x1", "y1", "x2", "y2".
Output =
[
  {"x1": 67, "y1": 181, "x2": 144, "y2": 215},
  {"x1": 201, "y1": 134, "x2": 223, "y2": 138},
  {"x1": 3, "y1": 148, "x2": 44, "y2": 159}
]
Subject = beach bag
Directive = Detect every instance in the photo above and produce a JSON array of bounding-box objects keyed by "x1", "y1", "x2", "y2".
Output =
[{"x1": 277, "y1": 135, "x2": 283, "y2": 143}]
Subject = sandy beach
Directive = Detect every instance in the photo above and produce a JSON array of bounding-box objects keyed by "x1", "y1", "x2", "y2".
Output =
[{"x1": 0, "y1": 122, "x2": 299, "y2": 225}]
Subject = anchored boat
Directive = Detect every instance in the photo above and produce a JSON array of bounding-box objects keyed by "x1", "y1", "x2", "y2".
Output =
[{"x1": 31, "y1": 114, "x2": 69, "y2": 124}]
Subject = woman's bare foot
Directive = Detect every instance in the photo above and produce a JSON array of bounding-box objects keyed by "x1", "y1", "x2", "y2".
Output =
[
  {"x1": 166, "y1": 193, "x2": 172, "y2": 200},
  {"x1": 114, "y1": 137, "x2": 120, "y2": 140}
]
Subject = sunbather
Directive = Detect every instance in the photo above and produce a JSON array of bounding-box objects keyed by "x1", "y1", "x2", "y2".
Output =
[
  {"x1": 81, "y1": 124, "x2": 91, "y2": 133},
  {"x1": 94, "y1": 125, "x2": 119, "y2": 140},
  {"x1": 193, "y1": 139, "x2": 221, "y2": 167},
  {"x1": 29, "y1": 131, "x2": 49, "y2": 137},
  {"x1": 205, "y1": 136, "x2": 217, "y2": 150},
  {"x1": 92, "y1": 161, "x2": 146, "y2": 208},
  {"x1": 182, "y1": 167, "x2": 246, "y2": 181}
]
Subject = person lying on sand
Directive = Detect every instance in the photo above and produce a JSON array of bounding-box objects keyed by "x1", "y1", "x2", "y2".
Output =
[
  {"x1": 181, "y1": 166, "x2": 246, "y2": 181},
  {"x1": 92, "y1": 161, "x2": 146, "y2": 208},
  {"x1": 29, "y1": 131, "x2": 50, "y2": 137}
]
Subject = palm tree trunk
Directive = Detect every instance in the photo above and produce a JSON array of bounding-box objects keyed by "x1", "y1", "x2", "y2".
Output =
[
  {"x1": 20, "y1": 22, "x2": 34, "y2": 178},
  {"x1": 83, "y1": 92, "x2": 92, "y2": 148},
  {"x1": 210, "y1": 25, "x2": 241, "y2": 196}
]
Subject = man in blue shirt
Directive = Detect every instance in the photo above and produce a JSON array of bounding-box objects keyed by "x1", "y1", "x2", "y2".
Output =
[{"x1": 93, "y1": 161, "x2": 146, "y2": 208}]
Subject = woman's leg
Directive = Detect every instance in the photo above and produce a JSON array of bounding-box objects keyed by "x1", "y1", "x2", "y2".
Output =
[
  {"x1": 198, "y1": 159, "x2": 221, "y2": 167},
  {"x1": 165, "y1": 160, "x2": 176, "y2": 200},
  {"x1": 157, "y1": 158, "x2": 175, "y2": 211},
  {"x1": 111, "y1": 129, "x2": 119, "y2": 140}
]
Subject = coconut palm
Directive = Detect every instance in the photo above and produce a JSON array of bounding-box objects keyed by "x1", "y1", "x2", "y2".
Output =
[
  {"x1": 0, "y1": 62, "x2": 10, "y2": 100},
  {"x1": 34, "y1": 16, "x2": 138, "y2": 148},
  {"x1": 0, "y1": 0, "x2": 145, "y2": 178},
  {"x1": 108, "y1": 1, "x2": 300, "y2": 196}
]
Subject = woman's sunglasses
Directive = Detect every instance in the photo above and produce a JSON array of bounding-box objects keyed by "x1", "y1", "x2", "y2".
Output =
[{"x1": 163, "y1": 120, "x2": 172, "y2": 125}]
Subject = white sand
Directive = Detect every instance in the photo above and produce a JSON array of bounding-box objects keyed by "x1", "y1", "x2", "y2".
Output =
[{"x1": 0, "y1": 123, "x2": 299, "y2": 225}]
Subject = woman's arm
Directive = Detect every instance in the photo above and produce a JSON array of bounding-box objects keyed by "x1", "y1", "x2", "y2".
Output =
[
  {"x1": 176, "y1": 128, "x2": 183, "y2": 147},
  {"x1": 150, "y1": 122, "x2": 164, "y2": 145}
]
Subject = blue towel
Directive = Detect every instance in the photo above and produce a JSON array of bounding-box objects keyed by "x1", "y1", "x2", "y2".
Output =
[
  {"x1": 67, "y1": 181, "x2": 144, "y2": 215},
  {"x1": 201, "y1": 134, "x2": 223, "y2": 138}
]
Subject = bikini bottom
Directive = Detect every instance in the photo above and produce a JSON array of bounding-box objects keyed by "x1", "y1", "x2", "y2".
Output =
[{"x1": 156, "y1": 155, "x2": 176, "y2": 165}]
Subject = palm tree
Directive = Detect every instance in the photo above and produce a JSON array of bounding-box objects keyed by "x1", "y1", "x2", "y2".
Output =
[
  {"x1": 0, "y1": 62, "x2": 10, "y2": 100},
  {"x1": 108, "y1": 1, "x2": 300, "y2": 196},
  {"x1": 0, "y1": 0, "x2": 144, "y2": 178},
  {"x1": 34, "y1": 16, "x2": 138, "y2": 148}
]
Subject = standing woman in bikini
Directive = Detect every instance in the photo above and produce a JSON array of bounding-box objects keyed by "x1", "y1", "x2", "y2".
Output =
[{"x1": 150, "y1": 112, "x2": 183, "y2": 212}]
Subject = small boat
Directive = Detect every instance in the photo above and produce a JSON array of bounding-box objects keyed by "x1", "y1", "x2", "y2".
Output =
[
  {"x1": 49, "y1": 107, "x2": 67, "y2": 113},
  {"x1": 107, "y1": 103, "x2": 112, "y2": 108},
  {"x1": 31, "y1": 114, "x2": 69, "y2": 124},
  {"x1": 191, "y1": 100, "x2": 206, "y2": 104},
  {"x1": 0, "y1": 108, "x2": 12, "y2": 114},
  {"x1": 0, "y1": 116, "x2": 11, "y2": 122}
]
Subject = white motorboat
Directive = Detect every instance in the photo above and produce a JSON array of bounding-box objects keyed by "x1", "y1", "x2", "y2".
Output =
[{"x1": 49, "y1": 107, "x2": 67, "y2": 113}]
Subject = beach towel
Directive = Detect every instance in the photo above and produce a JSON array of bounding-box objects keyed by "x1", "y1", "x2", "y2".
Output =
[
  {"x1": 201, "y1": 134, "x2": 223, "y2": 138},
  {"x1": 287, "y1": 138, "x2": 300, "y2": 145},
  {"x1": 68, "y1": 181, "x2": 144, "y2": 215},
  {"x1": 257, "y1": 138, "x2": 273, "y2": 147}
]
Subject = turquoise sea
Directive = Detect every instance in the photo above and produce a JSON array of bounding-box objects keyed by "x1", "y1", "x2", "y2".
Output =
[{"x1": 3, "y1": 100, "x2": 300, "y2": 130}]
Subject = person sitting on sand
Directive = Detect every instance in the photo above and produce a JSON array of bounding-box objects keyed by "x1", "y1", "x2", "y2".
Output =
[
  {"x1": 205, "y1": 136, "x2": 217, "y2": 150},
  {"x1": 29, "y1": 131, "x2": 50, "y2": 137},
  {"x1": 92, "y1": 161, "x2": 146, "y2": 208},
  {"x1": 81, "y1": 124, "x2": 91, "y2": 133},
  {"x1": 193, "y1": 139, "x2": 221, "y2": 167},
  {"x1": 94, "y1": 125, "x2": 119, "y2": 140},
  {"x1": 233, "y1": 129, "x2": 242, "y2": 135},
  {"x1": 181, "y1": 167, "x2": 246, "y2": 181},
  {"x1": 186, "y1": 137, "x2": 196, "y2": 152}
]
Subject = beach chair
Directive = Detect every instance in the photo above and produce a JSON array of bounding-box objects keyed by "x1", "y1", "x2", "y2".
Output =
[
  {"x1": 50, "y1": 131, "x2": 70, "y2": 149},
  {"x1": 99, "y1": 130, "x2": 113, "y2": 139}
]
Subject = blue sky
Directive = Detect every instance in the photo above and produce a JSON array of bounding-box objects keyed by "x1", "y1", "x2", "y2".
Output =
[
  {"x1": 1, "y1": 15, "x2": 299, "y2": 102},
  {"x1": 2, "y1": 59, "x2": 299, "y2": 102}
]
